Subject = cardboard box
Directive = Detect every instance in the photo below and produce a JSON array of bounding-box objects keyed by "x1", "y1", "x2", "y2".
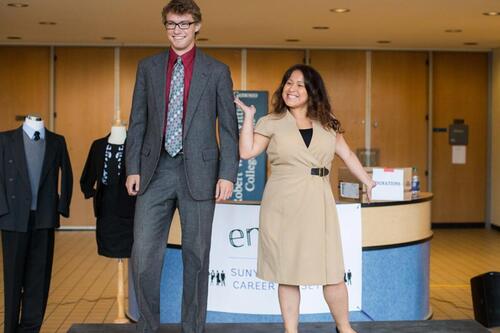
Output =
[
  {"x1": 371, "y1": 167, "x2": 410, "y2": 201},
  {"x1": 338, "y1": 167, "x2": 412, "y2": 201}
]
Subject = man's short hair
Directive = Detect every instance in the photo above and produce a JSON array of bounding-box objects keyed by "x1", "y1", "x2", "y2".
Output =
[{"x1": 161, "y1": 0, "x2": 202, "y2": 25}]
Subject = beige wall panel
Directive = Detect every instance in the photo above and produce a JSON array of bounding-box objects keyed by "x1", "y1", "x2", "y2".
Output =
[
  {"x1": 0, "y1": 47, "x2": 50, "y2": 131},
  {"x1": 372, "y1": 51, "x2": 428, "y2": 191},
  {"x1": 492, "y1": 49, "x2": 500, "y2": 228},
  {"x1": 55, "y1": 47, "x2": 115, "y2": 226},
  {"x1": 309, "y1": 50, "x2": 366, "y2": 198},
  {"x1": 432, "y1": 52, "x2": 488, "y2": 223},
  {"x1": 201, "y1": 48, "x2": 242, "y2": 90},
  {"x1": 120, "y1": 47, "x2": 164, "y2": 124}
]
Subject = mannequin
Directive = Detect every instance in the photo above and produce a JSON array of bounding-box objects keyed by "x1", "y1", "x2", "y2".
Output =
[
  {"x1": 24, "y1": 115, "x2": 44, "y2": 131},
  {"x1": 0, "y1": 116, "x2": 73, "y2": 333},
  {"x1": 80, "y1": 119, "x2": 135, "y2": 324},
  {"x1": 108, "y1": 120, "x2": 127, "y2": 145}
]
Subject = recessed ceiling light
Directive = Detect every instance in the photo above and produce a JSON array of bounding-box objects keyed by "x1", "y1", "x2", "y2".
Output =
[
  {"x1": 39, "y1": 21, "x2": 56, "y2": 25},
  {"x1": 7, "y1": 36, "x2": 22, "y2": 40},
  {"x1": 285, "y1": 39, "x2": 300, "y2": 42},
  {"x1": 445, "y1": 29, "x2": 462, "y2": 33},
  {"x1": 376, "y1": 40, "x2": 391, "y2": 44},
  {"x1": 313, "y1": 26, "x2": 330, "y2": 30},
  {"x1": 483, "y1": 11, "x2": 500, "y2": 16},
  {"x1": 330, "y1": 8, "x2": 350, "y2": 13},
  {"x1": 464, "y1": 42, "x2": 478, "y2": 45},
  {"x1": 197, "y1": 38, "x2": 209, "y2": 42},
  {"x1": 7, "y1": 3, "x2": 28, "y2": 7},
  {"x1": 101, "y1": 36, "x2": 116, "y2": 40}
]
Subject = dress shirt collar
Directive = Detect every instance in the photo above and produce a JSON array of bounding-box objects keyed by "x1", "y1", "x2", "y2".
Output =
[
  {"x1": 23, "y1": 123, "x2": 46, "y2": 140},
  {"x1": 168, "y1": 46, "x2": 196, "y2": 68}
]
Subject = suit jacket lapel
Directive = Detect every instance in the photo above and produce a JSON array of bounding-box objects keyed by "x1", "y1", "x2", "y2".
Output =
[
  {"x1": 184, "y1": 50, "x2": 210, "y2": 139},
  {"x1": 152, "y1": 51, "x2": 169, "y2": 136},
  {"x1": 39, "y1": 130, "x2": 57, "y2": 185},
  {"x1": 11, "y1": 127, "x2": 31, "y2": 191}
]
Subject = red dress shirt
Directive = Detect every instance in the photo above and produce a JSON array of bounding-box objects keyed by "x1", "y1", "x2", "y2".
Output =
[{"x1": 164, "y1": 46, "x2": 196, "y2": 138}]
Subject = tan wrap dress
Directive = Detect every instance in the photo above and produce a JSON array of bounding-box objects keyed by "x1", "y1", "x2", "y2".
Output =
[{"x1": 255, "y1": 111, "x2": 344, "y2": 286}]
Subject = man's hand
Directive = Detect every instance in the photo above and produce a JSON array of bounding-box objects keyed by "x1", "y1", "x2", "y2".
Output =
[
  {"x1": 215, "y1": 179, "x2": 234, "y2": 202},
  {"x1": 126, "y1": 175, "x2": 141, "y2": 196}
]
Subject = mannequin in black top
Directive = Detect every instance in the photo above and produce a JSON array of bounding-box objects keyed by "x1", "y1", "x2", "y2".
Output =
[
  {"x1": 80, "y1": 121, "x2": 135, "y2": 323},
  {"x1": 80, "y1": 123, "x2": 135, "y2": 258}
]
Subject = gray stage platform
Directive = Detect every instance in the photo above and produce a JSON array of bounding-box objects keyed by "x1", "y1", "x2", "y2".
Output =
[{"x1": 68, "y1": 320, "x2": 490, "y2": 333}]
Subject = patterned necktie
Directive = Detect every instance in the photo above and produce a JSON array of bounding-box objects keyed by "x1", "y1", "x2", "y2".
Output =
[
  {"x1": 33, "y1": 131, "x2": 40, "y2": 141},
  {"x1": 165, "y1": 57, "x2": 185, "y2": 157}
]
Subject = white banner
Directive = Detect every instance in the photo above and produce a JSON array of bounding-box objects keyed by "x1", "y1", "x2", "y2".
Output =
[{"x1": 207, "y1": 203, "x2": 362, "y2": 314}]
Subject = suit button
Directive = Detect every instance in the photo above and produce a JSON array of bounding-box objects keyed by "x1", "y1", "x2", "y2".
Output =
[
  {"x1": 11, "y1": 195, "x2": 15, "y2": 199},
  {"x1": 8, "y1": 160, "x2": 13, "y2": 164},
  {"x1": 9, "y1": 178, "x2": 14, "y2": 182}
]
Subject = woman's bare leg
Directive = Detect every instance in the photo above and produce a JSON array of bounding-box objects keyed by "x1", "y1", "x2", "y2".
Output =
[
  {"x1": 278, "y1": 284, "x2": 300, "y2": 333},
  {"x1": 323, "y1": 282, "x2": 357, "y2": 333}
]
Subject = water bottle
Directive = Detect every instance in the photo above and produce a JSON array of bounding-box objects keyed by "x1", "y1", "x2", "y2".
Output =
[{"x1": 411, "y1": 167, "x2": 420, "y2": 196}]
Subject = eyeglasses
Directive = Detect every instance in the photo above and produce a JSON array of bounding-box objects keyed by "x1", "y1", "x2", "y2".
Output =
[{"x1": 165, "y1": 21, "x2": 198, "y2": 30}]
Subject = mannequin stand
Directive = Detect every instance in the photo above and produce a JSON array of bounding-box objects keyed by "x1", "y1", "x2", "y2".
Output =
[{"x1": 113, "y1": 259, "x2": 130, "y2": 324}]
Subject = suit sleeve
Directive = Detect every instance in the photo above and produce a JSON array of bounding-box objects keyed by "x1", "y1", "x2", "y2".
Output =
[
  {"x1": 58, "y1": 136, "x2": 73, "y2": 218},
  {"x1": 80, "y1": 141, "x2": 97, "y2": 199},
  {"x1": 0, "y1": 137, "x2": 8, "y2": 216},
  {"x1": 216, "y1": 65, "x2": 240, "y2": 184},
  {"x1": 126, "y1": 61, "x2": 148, "y2": 176}
]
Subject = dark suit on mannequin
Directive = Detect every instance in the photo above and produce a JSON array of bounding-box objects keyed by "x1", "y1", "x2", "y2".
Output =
[
  {"x1": 0, "y1": 126, "x2": 73, "y2": 333},
  {"x1": 126, "y1": 47, "x2": 239, "y2": 333}
]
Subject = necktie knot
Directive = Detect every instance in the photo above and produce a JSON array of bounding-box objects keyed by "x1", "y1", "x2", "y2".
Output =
[{"x1": 33, "y1": 131, "x2": 40, "y2": 141}]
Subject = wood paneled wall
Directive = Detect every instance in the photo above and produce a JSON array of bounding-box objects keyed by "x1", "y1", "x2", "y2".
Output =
[
  {"x1": 55, "y1": 47, "x2": 115, "y2": 226},
  {"x1": 309, "y1": 50, "x2": 366, "y2": 196},
  {"x1": 247, "y1": 49, "x2": 305, "y2": 108},
  {"x1": 0, "y1": 46, "x2": 490, "y2": 225},
  {"x1": 432, "y1": 52, "x2": 488, "y2": 223},
  {"x1": 119, "y1": 48, "x2": 164, "y2": 124},
  {"x1": 202, "y1": 48, "x2": 242, "y2": 90},
  {"x1": 372, "y1": 51, "x2": 429, "y2": 191},
  {"x1": 0, "y1": 47, "x2": 50, "y2": 131},
  {"x1": 492, "y1": 49, "x2": 500, "y2": 228}
]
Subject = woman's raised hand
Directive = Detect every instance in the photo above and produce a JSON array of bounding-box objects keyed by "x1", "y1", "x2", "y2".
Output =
[{"x1": 234, "y1": 97, "x2": 256, "y2": 118}]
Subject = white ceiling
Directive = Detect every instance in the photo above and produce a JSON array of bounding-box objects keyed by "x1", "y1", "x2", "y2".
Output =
[{"x1": 1, "y1": 0, "x2": 500, "y2": 50}]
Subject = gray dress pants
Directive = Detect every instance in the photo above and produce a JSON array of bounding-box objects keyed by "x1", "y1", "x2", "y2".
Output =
[{"x1": 133, "y1": 151, "x2": 216, "y2": 333}]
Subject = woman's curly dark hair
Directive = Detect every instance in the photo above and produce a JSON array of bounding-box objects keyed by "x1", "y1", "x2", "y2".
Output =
[{"x1": 271, "y1": 64, "x2": 343, "y2": 133}]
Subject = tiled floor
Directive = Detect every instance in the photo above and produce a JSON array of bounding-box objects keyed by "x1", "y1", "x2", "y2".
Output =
[{"x1": 0, "y1": 228, "x2": 499, "y2": 332}]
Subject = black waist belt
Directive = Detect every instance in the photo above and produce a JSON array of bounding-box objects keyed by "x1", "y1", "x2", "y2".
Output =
[{"x1": 311, "y1": 167, "x2": 329, "y2": 177}]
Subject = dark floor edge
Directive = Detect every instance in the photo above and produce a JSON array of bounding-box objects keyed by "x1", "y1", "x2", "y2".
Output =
[
  {"x1": 492, "y1": 224, "x2": 500, "y2": 232},
  {"x1": 67, "y1": 320, "x2": 491, "y2": 333},
  {"x1": 432, "y1": 222, "x2": 485, "y2": 229}
]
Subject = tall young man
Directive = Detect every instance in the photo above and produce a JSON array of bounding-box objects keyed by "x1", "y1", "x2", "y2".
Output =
[{"x1": 125, "y1": 1, "x2": 239, "y2": 332}]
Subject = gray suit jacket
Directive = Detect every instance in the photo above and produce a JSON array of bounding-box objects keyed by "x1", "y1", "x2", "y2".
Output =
[{"x1": 126, "y1": 48, "x2": 239, "y2": 200}]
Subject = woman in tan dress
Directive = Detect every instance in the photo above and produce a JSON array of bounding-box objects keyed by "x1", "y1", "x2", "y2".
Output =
[{"x1": 237, "y1": 64, "x2": 375, "y2": 333}]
